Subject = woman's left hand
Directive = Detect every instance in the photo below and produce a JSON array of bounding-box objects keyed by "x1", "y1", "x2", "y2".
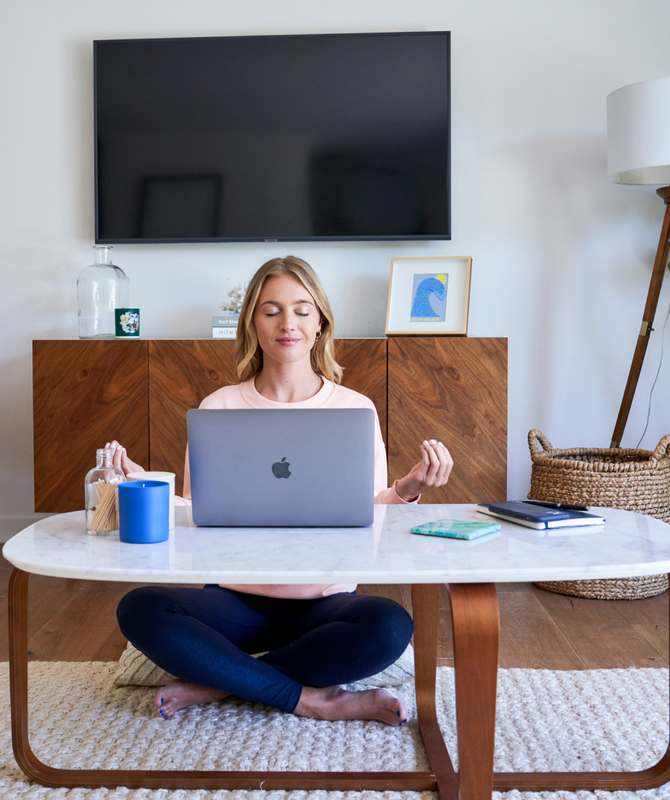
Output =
[
  {"x1": 395, "y1": 439, "x2": 453, "y2": 502},
  {"x1": 104, "y1": 440, "x2": 145, "y2": 477}
]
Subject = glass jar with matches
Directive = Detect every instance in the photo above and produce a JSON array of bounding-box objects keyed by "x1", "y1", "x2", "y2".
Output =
[{"x1": 84, "y1": 448, "x2": 126, "y2": 536}]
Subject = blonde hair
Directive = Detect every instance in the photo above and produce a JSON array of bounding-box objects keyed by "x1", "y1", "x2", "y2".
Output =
[{"x1": 234, "y1": 256, "x2": 343, "y2": 384}]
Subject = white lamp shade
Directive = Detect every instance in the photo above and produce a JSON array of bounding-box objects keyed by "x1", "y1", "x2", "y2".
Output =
[{"x1": 607, "y1": 75, "x2": 670, "y2": 185}]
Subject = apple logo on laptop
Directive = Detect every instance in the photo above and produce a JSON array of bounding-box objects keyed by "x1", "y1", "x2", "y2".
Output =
[{"x1": 272, "y1": 457, "x2": 291, "y2": 479}]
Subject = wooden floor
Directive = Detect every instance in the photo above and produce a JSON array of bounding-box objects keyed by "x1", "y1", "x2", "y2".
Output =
[{"x1": 0, "y1": 554, "x2": 667, "y2": 669}]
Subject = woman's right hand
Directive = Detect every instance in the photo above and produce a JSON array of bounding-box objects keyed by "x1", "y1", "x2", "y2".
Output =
[{"x1": 104, "y1": 440, "x2": 145, "y2": 476}]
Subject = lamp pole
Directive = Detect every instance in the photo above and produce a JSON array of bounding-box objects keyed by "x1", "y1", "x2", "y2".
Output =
[{"x1": 610, "y1": 185, "x2": 670, "y2": 447}]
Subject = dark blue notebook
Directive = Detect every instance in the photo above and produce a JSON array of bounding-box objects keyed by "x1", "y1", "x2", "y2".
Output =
[{"x1": 477, "y1": 501, "x2": 605, "y2": 530}]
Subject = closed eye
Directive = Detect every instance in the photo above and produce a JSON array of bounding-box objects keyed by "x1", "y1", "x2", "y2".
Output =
[
  {"x1": 265, "y1": 310, "x2": 309, "y2": 317},
  {"x1": 259, "y1": 301, "x2": 314, "y2": 316}
]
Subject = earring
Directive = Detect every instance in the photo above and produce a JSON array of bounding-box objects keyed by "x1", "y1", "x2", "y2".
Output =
[{"x1": 315, "y1": 331, "x2": 322, "y2": 339}]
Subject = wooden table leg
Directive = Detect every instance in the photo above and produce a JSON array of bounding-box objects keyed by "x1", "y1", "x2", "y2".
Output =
[
  {"x1": 8, "y1": 568, "x2": 34, "y2": 781},
  {"x1": 493, "y1": 572, "x2": 670, "y2": 793},
  {"x1": 413, "y1": 584, "x2": 459, "y2": 800},
  {"x1": 7, "y1": 568, "x2": 436, "y2": 791},
  {"x1": 447, "y1": 583, "x2": 500, "y2": 800}
]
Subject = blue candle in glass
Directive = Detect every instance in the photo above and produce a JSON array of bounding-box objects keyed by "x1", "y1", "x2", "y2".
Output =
[{"x1": 118, "y1": 481, "x2": 170, "y2": 543}]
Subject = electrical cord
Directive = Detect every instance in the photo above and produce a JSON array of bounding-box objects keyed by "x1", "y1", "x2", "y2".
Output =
[{"x1": 636, "y1": 288, "x2": 670, "y2": 449}]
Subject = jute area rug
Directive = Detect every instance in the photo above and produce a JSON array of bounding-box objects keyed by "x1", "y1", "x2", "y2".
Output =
[{"x1": 0, "y1": 663, "x2": 669, "y2": 800}]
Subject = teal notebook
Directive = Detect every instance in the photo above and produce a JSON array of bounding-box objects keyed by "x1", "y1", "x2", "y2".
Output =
[{"x1": 410, "y1": 519, "x2": 501, "y2": 540}]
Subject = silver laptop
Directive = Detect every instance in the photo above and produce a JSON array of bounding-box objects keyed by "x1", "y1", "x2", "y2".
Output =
[{"x1": 187, "y1": 408, "x2": 375, "y2": 527}]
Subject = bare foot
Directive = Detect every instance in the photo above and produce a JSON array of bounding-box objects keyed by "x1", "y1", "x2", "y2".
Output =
[
  {"x1": 154, "y1": 680, "x2": 230, "y2": 719},
  {"x1": 294, "y1": 685, "x2": 409, "y2": 727}
]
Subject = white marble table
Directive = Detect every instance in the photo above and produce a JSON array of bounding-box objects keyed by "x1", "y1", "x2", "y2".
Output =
[{"x1": 5, "y1": 504, "x2": 670, "y2": 800}]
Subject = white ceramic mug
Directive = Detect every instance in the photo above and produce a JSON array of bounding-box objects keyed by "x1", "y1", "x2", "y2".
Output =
[{"x1": 127, "y1": 471, "x2": 176, "y2": 529}]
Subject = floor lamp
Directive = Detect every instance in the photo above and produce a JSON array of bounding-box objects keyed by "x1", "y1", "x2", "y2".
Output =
[{"x1": 607, "y1": 75, "x2": 670, "y2": 448}]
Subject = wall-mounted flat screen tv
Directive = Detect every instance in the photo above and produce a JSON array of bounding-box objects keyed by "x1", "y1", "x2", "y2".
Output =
[{"x1": 94, "y1": 32, "x2": 450, "y2": 243}]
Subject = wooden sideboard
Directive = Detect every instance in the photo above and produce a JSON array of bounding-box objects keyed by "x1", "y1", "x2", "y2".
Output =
[{"x1": 33, "y1": 338, "x2": 507, "y2": 513}]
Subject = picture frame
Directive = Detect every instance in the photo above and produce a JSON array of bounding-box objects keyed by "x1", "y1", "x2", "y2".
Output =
[{"x1": 385, "y1": 256, "x2": 472, "y2": 336}]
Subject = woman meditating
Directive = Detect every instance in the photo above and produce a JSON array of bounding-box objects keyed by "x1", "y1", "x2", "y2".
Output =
[{"x1": 112, "y1": 256, "x2": 453, "y2": 727}]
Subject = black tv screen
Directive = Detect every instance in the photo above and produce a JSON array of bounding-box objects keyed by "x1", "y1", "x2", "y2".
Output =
[{"x1": 94, "y1": 32, "x2": 450, "y2": 243}]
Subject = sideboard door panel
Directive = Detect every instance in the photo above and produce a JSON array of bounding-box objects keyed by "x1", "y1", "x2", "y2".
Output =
[
  {"x1": 335, "y1": 339, "x2": 387, "y2": 445},
  {"x1": 149, "y1": 341, "x2": 236, "y2": 496},
  {"x1": 33, "y1": 340, "x2": 149, "y2": 513},
  {"x1": 149, "y1": 339, "x2": 387, "y2": 496},
  {"x1": 387, "y1": 337, "x2": 507, "y2": 504}
]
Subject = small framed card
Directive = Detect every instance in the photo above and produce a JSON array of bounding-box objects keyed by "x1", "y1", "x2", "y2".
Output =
[
  {"x1": 385, "y1": 256, "x2": 472, "y2": 336},
  {"x1": 115, "y1": 308, "x2": 140, "y2": 337}
]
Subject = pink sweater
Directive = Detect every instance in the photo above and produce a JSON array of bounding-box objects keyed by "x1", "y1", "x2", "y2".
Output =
[{"x1": 182, "y1": 377, "x2": 417, "y2": 599}]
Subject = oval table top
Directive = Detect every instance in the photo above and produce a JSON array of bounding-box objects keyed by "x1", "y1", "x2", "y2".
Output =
[{"x1": 3, "y1": 504, "x2": 670, "y2": 585}]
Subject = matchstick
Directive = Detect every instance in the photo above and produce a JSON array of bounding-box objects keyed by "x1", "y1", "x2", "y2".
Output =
[{"x1": 89, "y1": 481, "x2": 119, "y2": 531}]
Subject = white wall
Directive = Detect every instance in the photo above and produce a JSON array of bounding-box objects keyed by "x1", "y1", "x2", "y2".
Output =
[{"x1": 3, "y1": 0, "x2": 670, "y2": 539}]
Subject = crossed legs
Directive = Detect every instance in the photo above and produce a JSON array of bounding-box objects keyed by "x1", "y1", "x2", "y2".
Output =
[{"x1": 117, "y1": 585, "x2": 414, "y2": 726}]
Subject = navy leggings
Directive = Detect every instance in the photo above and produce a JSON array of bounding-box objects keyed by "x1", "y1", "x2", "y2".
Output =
[{"x1": 116, "y1": 585, "x2": 414, "y2": 713}]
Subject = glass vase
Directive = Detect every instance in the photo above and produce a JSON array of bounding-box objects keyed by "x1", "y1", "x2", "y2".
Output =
[
  {"x1": 77, "y1": 245, "x2": 130, "y2": 339},
  {"x1": 84, "y1": 448, "x2": 126, "y2": 535}
]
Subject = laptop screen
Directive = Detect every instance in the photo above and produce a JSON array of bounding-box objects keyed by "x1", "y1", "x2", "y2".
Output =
[{"x1": 187, "y1": 408, "x2": 375, "y2": 527}]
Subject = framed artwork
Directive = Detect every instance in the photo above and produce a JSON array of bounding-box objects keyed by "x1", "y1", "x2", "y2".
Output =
[{"x1": 385, "y1": 256, "x2": 472, "y2": 336}]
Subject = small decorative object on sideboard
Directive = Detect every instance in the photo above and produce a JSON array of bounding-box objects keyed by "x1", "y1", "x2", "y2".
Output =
[
  {"x1": 77, "y1": 245, "x2": 129, "y2": 339},
  {"x1": 115, "y1": 308, "x2": 140, "y2": 337},
  {"x1": 212, "y1": 312, "x2": 240, "y2": 339},
  {"x1": 385, "y1": 256, "x2": 472, "y2": 336},
  {"x1": 214, "y1": 282, "x2": 247, "y2": 339},
  {"x1": 84, "y1": 448, "x2": 126, "y2": 536}
]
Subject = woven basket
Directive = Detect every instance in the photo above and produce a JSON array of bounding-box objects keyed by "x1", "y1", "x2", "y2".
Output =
[{"x1": 528, "y1": 429, "x2": 670, "y2": 600}]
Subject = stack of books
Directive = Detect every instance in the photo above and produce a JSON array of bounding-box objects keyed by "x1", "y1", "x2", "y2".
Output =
[{"x1": 212, "y1": 313, "x2": 240, "y2": 339}]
